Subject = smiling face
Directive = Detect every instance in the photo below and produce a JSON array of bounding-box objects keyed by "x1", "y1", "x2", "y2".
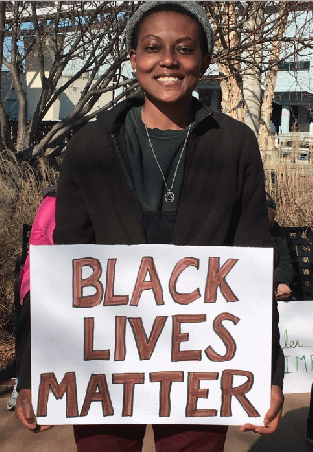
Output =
[{"x1": 130, "y1": 11, "x2": 210, "y2": 108}]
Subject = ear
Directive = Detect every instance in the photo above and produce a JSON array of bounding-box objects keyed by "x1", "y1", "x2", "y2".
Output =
[{"x1": 130, "y1": 50, "x2": 137, "y2": 72}]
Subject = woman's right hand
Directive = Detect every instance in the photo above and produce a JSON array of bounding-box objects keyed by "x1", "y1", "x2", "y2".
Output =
[
  {"x1": 276, "y1": 283, "x2": 292, "y2": 300},
  {"x1": 15, "y1": 389, "x2": 53, "y2": 432}
]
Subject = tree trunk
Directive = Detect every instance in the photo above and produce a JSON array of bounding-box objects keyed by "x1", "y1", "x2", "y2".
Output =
[
  {"x1": 15, "y1": 82, "x2": 27, "y2": 152},
  {"x1": 258, "y1": 4, "x2": 289, "y2": 156},
  {"x1": 0, "y1": 1, "x2": 15, "y2": 152},
  {"x1": 218, "y1": 67, "x2": 246, "y2": 122},
  {"x1": 258, "y1": 72, "x2": 277, "y2": 154},
  {"x1": 10, "y1": 2, "x2": 27, "y2": 153},
  {"x1": 210, "y1": 2, "x2": 246, "y2": 121},
  {"x1": 243, "y1": 5, "x2": 264, "y2": 135}
]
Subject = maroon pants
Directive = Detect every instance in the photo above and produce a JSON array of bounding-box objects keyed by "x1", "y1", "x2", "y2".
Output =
[{"x1": 73, "y1": 424, "x2": 228, "y2": 452}]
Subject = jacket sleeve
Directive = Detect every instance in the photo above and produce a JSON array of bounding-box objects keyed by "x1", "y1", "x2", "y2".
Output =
[
  {"x1": 16, "y1": 292, "x2": 31, "y2": 390},
  {"x1": 271, "y1": 294, "x2": 284, "y2": 389},
  {"x1": 273, "y1": 235, "x2": 294, "y2": 289},
  {"x1": 233, "y1": 128, "x2": 271, "y2": 248},
  {"x1": 16, "y1": 332, "x2": 31, "y2": 391},
  {"x1": 232, "y1": 128, "x2": 284, "y2": 389}
]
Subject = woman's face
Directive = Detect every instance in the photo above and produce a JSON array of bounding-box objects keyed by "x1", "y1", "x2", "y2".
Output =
[{"x1": 130, "y1": 11, "x2": 210, "y2": 106}]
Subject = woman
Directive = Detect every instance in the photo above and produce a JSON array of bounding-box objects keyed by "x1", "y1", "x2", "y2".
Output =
[
  {"x1": 7, "y1": 187, "x2": 56, "y2": 411},
  {"x1": 16, "y1": 2, "x2": 284, "y2": 451}
]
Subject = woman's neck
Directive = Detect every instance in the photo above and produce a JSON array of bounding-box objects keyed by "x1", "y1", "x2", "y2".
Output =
[{"x1": 142, "y1": 98, "x2": 192, "y2": 130}]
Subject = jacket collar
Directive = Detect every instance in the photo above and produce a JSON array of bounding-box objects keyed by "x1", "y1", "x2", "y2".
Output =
[{"x1": 96, "y1": 95, "x2": 212, "y2": 135}]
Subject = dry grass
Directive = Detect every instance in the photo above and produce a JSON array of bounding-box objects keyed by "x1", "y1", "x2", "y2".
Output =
[
  {"x1": 265, "y1": 160, "x2": 313, "y2": 228},
  {"x1": 0, "y1": 150, "x2": 59, "y2": 352}
]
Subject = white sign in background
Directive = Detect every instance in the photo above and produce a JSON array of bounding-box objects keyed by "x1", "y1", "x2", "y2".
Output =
[
  {"x1": 279, "y1": 300, "x2": 313, "y2": 394},
  {"x1": 30, "y1": 244, "x2": 273, "y2": 425}
]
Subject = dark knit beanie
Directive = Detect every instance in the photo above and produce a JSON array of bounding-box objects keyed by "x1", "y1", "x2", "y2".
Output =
[{"x1": 125, "y1": 1, "x2": 214, "y2": 57}]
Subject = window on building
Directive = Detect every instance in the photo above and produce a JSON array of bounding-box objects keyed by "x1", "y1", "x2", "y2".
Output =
[{"x1": 278, "y1": 61, "x2": 310, "y2": 71}]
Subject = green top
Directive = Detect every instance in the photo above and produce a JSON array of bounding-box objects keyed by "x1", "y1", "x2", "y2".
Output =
[{"x1": 125, "y1": 106, "x2": 193, "y2": 212}]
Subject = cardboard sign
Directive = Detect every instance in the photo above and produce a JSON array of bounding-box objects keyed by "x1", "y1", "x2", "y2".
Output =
[
  {"x1": 279, "y1": 300, "x2": 313, "y2": 394},
  {"x1": 30, "y1": 244, "x2": 273, "y2": 425}
]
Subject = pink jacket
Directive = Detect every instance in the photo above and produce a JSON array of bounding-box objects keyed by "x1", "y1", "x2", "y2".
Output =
[{"x1": 19, "y1": 196, "x2": 56, "y2": 304}]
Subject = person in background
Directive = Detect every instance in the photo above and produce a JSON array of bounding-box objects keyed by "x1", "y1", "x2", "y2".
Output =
[
  {"x1": 6, "y1": 187, "x2": 56, "y2": 411},
  {"x1": 266, "y1": 193, "x2": 293, "y2": 301},
  {"x1": 16, "y1": 2, "x2": 284, "y2": 451}
]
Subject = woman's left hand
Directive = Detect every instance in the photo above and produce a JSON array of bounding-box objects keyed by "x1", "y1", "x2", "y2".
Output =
[{"x1": 240, "y1": 385, "x2": 284, "y2": 435}]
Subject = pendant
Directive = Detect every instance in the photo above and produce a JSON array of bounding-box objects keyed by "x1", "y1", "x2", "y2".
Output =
[{"x1": 165, "y1": 191, "x2": 174, "y2": 203}]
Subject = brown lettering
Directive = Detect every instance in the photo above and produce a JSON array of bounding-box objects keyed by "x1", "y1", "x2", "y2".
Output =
[
  {"x1": 169, "y1": 258, "x2": 201, "y2": 305},
  {"x1": 221, "y1": 369, "x2": 260, "y2": 417},
  {"x1": 130, "y1": 257, "x2": 164, "y2": 306},
  {"x1": 112, "y1": 373, "x2": 144, "y2": 416},
  {"x1": 128, "y1": 316, "x2": 167, "y2": 360},
  {"x1": 186, "y1": 372, "x2": 218, "y2": 417},
  {"x1": 37, "y1": 372, "x2": 78, "y2": 417},
  {"x1": 115, "y1": 316, "x2": 126, "y2": 361},
  {"x1": 205, "y1": 258, "x2": 238, "y2": 302},
  {"x1": 205, "y1": 313, "x2": 239, "y2": 362},
  {"x1": 150, "y1": 371, "x2": 184, "y2": 417},
  {"x1": 73, "y1": 258, "x2": 103, "y2": 307},
  {"x1": 80, "y1": 374, "x2": 113, "y2": 417},
  {"x1": 172, "y1": 314, "x2": 205, "y2": 362},
  {"x1": 84, "y1": 317, "x2": 110, "y2": 360},
  {"x1": 104, "y1": 259, "x2": 129, "y2": 306}
]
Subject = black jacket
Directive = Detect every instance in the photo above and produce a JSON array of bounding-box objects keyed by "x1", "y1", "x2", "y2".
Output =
[
  {"x1": 270, "y1": 223, "x2": 293, "y2": 290},
  {"x1": 54, "y1": 96, "x2": 271, "y2": 248}
]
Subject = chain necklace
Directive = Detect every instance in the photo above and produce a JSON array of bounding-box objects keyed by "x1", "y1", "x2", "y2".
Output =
[{"x1": 141, "y1": 109, "x2": 192, "y2": 203}]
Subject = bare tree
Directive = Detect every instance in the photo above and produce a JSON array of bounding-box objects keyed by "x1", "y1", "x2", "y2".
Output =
[
  {"x1": 203, "y1": 1, "x2": 313, "y2": 152},
  {"x1": 2, "y1": 1, "x2": 312, "y2": 159},
  {"x1": 1, "y1": 1, "x2": 138, "y2": 158}
]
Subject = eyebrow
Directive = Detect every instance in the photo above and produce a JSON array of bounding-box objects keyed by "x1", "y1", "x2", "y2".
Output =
[{"x1": 140, "y1": 34, "x2": 196, "y2": 43}]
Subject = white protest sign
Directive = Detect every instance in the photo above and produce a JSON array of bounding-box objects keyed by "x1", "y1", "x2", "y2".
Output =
[
  {"x1": 30, "y1": 244, "x2": 273, "y2": 425},
  {"x1": 278, "y1": 300, "x2": 313, "y2": 394}
]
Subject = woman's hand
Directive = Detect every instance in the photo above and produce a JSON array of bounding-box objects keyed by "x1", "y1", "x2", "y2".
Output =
[
  {"x1": 276, "y1": 284, "x2": 292, "y2": 300},
  {"x1": 240, "y1": 385, "x2": 284, "y2": 435},
  {"x1": 15, "y1": 389, "x2": 53, "y2": 433}
]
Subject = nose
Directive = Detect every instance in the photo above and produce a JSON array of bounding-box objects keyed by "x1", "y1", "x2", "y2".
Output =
[{"x1": 159, "y1": 48, "x2": 179, "y2": 68}]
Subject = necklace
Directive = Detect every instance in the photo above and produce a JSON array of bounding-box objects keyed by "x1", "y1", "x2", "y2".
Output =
[{"x1": 141, "y1": 109, "x2": 191, "y2": 203}]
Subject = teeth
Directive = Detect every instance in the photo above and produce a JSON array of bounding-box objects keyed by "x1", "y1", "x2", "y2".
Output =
[{"x1": 157, "y1": 77, "x2": 179, "y2": 82}]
